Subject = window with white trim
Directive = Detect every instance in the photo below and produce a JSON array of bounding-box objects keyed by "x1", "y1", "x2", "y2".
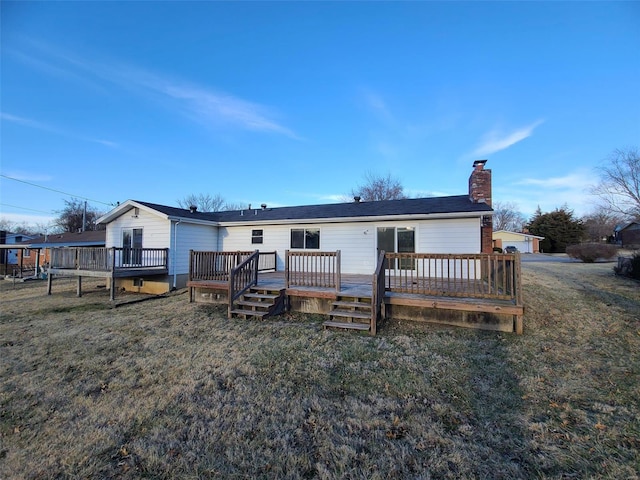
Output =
[
  {"x1": 290, "y1": 228, "x2": 320, "y2": 249},
  {"x1": 251, "y1": 229, "x2": 263, "y2": 244}
]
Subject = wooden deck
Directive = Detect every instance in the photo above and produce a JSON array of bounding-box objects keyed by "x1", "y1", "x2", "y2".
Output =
[
  {"x1": 188, "y1": 270, "x2": 524, "y2": 333},
  {"x1": 47, "y1": 247, "x2": 169, "y2": 300},
  {"x1": 48, "y1": 266, "x2": 168, "y2": 278}
]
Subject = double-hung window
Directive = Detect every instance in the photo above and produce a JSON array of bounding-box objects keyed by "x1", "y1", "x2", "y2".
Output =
[{"x1": 251, "y1": 229, "x2": 263, "y2": 244}]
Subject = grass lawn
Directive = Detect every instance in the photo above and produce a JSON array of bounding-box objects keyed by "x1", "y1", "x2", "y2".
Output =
[{"x1": 1, "y1": 262, "x2": 639, "y2": 479}]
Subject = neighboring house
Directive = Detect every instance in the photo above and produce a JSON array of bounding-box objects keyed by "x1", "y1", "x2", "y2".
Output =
[
  {"x1": 618, "y1": 221, "x2": 640, "y2": 248},
  {"x1": 95, "y1": 160, "x2": 494, "y2": 294},
  {"x1": 0, "y1": 231, "x2": 37, "y2": 265},
  {"x1": 17, "y1": 230, "x2": 106, "y2": 269},
  {"x1": 493, "y1": 230, "x2": 544, "y2": 253}
]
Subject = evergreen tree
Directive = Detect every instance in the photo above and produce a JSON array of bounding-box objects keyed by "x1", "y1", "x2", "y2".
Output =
[{"x1": 527, "y1": 206, "x2": 586, "y2": 253}]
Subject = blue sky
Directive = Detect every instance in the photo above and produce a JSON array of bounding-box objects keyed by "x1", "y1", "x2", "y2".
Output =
[{"x1": 1, "y1": 1, "x2": 639, "y2": 228}]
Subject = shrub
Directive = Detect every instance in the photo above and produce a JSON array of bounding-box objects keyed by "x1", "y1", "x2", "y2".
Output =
[
  {"x1": 613, "y1": 253, "x2": 640, "y2": 279},
  {"x1": 566, "y1": 243, "x2": 618, "y2": 263},
  {"x1": 615, "y1": 253, "x2": 640, "y2": 280}
]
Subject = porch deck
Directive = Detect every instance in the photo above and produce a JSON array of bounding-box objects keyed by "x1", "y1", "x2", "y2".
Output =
[
  {"x1": 47, "y1": 247, "x2": 169, "y2": 300},
  {"x1": 188, "y1": 269, "x2": 524, "y2": 330}
]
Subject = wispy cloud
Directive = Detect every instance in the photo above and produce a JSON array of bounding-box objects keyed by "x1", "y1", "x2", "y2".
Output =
[
  {"x1": 1, "y1": 169, "x2": 53, "y2": 183},
  {"x1": 10, "y1": 39, "x2": 299, "y2": 139},
  {"x1": 515, "y1": 171, "x2": 592, "y2": 190},
  {"x1": 472, "y1": 120, "x2": 544, "y2": 157},
  {"x1": 132, "y1": 75, "x2": 301, "y2": 139},
  {"x1": 497, "y1": 169, "x2": 595, "y2": 217},
  {"x1": 363, "y1": 90, "x2": 394, "y2": 123},
  {"x1": 1, "y1": 112, "x2": 118, "y2": 148}
]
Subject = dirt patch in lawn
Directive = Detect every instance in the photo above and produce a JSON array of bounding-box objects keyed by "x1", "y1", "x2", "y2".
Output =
[{"x1": 1, "y1": 263, "x2": 638, "y2": 479}]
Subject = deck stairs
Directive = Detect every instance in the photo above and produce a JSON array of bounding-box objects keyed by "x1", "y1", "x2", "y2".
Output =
[
  {"x1": 323, "y1": 295, "x2": 374, "y2": 333},
  {"x1": 230, "y1": 287, "x2": 286, "y2": 320}
]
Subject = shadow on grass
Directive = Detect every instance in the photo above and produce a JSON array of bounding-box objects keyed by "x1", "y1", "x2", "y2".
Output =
[{"x1": 464, "y1": 331, "x2": 537, "y2": 479}]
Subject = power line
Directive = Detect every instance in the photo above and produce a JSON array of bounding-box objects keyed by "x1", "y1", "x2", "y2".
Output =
[
  {"x1": 0, "y1": 174, "x2": 115, "y2": 206},
  {"x1": 0, "y1": 203, "x2": 54, "y2": 215}
]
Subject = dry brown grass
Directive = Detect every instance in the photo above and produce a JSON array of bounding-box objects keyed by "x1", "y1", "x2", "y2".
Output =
[{"x1": 1, "y1": 264, "x2": 639, "y2": 479}]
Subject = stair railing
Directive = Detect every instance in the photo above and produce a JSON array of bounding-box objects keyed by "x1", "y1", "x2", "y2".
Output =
[
  {"x1": 228, "y1": 250, "x2": 260, "y2": 318},
  {"x1": 371, "y1": 250, "x2": 386, "y2": 336}
]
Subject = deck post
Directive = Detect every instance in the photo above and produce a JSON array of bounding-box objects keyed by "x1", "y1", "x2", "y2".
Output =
[
  {"x1": 284, "y1": 250, "x2": 290, "y2": 289},
  {"x1": 110, "y1": 247, "x2": 117, "y2": 301},
  {"x1": 110, "y1": 274, "x2": 116, "y2": 301},
  {"x1": 47, "y1": 271, "x2": 52, "y2": 295},
  {"x1": 77, "y1": 276, "x2": 82, "y2": 297},
  {"x1": 515, "y1": 315, "x2": 523, "y2": 335},
  {"x1": 336, "y1": 250, "x2": 341, "y2": 293}
]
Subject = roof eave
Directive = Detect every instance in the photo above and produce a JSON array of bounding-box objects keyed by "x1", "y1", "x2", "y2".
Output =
[
  {"x1": 219, "y1": 210, "x2": 489, "y2": 227},
  {"x1": 167, "y1": 216, "x2": 220, "y2": 226}
]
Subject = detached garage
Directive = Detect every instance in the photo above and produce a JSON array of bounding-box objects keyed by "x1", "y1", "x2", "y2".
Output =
[{"x1": 493, "y1": 230, "x2": 544, "y2": 253}]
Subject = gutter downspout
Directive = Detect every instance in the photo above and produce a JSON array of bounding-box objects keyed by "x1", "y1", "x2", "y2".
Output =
[{"x1": 172, "y1": 220, "x2": 181, "y2": 290}]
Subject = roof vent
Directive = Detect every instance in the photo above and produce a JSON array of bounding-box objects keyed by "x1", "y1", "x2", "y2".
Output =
[
  {"x1": 261, "y1": 203, "x2": 267, "y2": 210},
  {"x1": 189, "y1": 205, "x2": 197, "y2": 213},
  {"x1": 354, "y1": 196, "x2": 361, "y2": 203}
]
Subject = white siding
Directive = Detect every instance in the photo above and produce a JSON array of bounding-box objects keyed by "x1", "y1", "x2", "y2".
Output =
[
  {"x1": 220, "y1": 217, "x2": 482, "y2": 274},
  {"x1": 418, "y1": 218, "x2": 480, "y2": 253},
  {"x1": 171, "y1": 222, "x2": 218, "y2": 274},
  {"x1": 106, "y1": 207, "x2": 218, "y2": 275},
  {"x1": 220, "y1": 222, "x2": 378, "y2": 273},
  {"x1": 105, "y1": 208, "x2": 170, "y2": 249}
]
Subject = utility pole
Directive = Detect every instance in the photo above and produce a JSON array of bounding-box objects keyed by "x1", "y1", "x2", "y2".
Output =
[{"x1": 82, "y1": 201, "x2": 87, "y2": 232}]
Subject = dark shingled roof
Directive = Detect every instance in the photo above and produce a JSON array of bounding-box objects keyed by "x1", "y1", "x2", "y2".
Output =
[
  {"x1": 138, "y1": 195, "x2": 492, "y2": 224},
  {"x1": 135, "y1": 200, "x2": 219, "y2": 222},
  {"x1": 20, "y1": 230, "x2": 106, "y2": 247}
]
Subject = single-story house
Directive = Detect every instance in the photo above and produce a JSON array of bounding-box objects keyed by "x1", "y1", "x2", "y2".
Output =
[
  {"x1": 0, "y1": 231, "x2": 37, "y2": 264},
  {"x1": 0, "y1": 231, "x2": 37, "y2": 275},
  {"x1": 493, "y1": 230, "x2": 544, "y2": 253},
  {"x1": 617, "y1": 221, "x2": 640, "y2": 248},
  {"x1": 94, "y1": 161, "x2": 495, "y2": 294},
  {"x1": 45, "y1": 161, "x2": 527, "y2": 334}
]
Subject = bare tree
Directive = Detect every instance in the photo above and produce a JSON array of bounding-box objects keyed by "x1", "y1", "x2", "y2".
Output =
[
  {"x1": 222, "y1": 202, "x2": 249, "y2": 211},
  {"x1": 350, "y1": 172, "x2": 406, "y2": 202},
  {"x1": 177, "y1": 193, "x2": 226, "y2": 212},
  {"x1": 591, "y1": 147, "x2": 640, "y2": 219},
  {"x1": 54, "y1": 198, "x2": 104, "y2": 233},
  {"x1": 492, "y1": 201, "x2": 526, "y2": 231},
  {"x1": 582, "y1": 208, "x2": 624, "y2": 243},
  {"x1": 0, "y1": 218, "x2": 42, "y2": 235}
]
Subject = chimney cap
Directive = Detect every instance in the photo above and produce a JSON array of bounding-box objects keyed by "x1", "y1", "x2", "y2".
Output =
[{"x1": 473, "y1": 159, "x2": 488, "y2": 169}]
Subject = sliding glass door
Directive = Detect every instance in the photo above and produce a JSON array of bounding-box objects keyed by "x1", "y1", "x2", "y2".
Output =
[
  {"x1": 122, "y1": 228, "x2": 143, "y2": 265},
  {"x1": 377, "y1": 226, "x2": 415, "y2": 269}
]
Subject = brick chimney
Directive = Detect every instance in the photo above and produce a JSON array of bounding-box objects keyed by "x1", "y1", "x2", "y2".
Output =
[
  {"x1": 469, "y1": 160, "x2": 493, "y2": 253},
  {"x1": 469, "y1": 159, "x2": 491, "y2": 206}
]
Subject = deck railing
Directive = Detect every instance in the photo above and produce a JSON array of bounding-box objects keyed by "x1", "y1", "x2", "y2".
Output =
[
  {"x1": 50, "y1": 247, "x2": 168, "y2": 271},
  {"x1": 371, "y1": 250, "x2": 387, "y2": 336},
  {"x1": 384, "y1": 252, "x2": 521, "y2": 302},
  {"x1": 257, "y1": 251, "x2": 277, "y2": 272},
  {"x1": 189, "y1": 250, "x2": 254, "y2": 282},
  {"x1": 285, "y1": 250, "x2": 341, "y2": 291},
  {"x1": 189, "y1": 250, "x2": 276, "y2": 282},
  {"x1": 228, "y1": 251, "x2": 260, "y2": 317}
]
